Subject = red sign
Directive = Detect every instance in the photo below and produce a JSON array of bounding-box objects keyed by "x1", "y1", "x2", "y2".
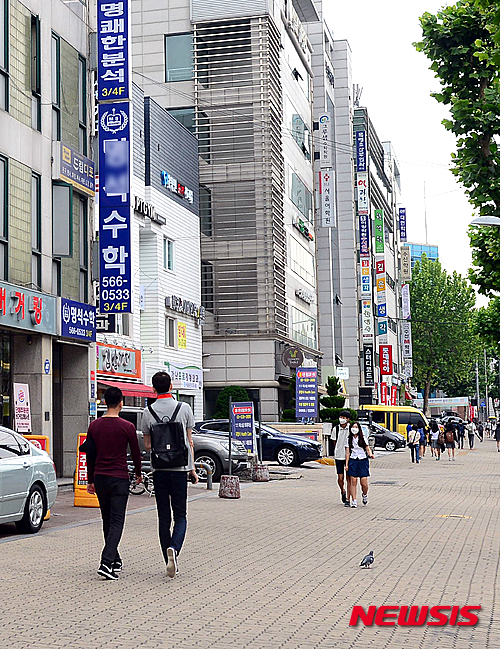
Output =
[
  {"x1": 350, "y1": 605, "x2": 481, "y2": 627},
  {"x1": 77, "y1": 433, "x2": 88, "y2": 485},
  {"x1": 380, "y1": 382, "x2": 388, "y2": 405},
  {"x1": 375, "y1": 259, "x2": 385, "y2": 275},
  {"x1": 90, "y1": 370, "x2": 95, "y2": 381},
  {"x1": 24, "y1": 435, "x2": 49, "y2": 452},
  {"x1": 390, "y1": 385, "x2": 397, "y2": 406},
  {"x1": 380, "y1": 345, "x2": 392, "y2": 375}
]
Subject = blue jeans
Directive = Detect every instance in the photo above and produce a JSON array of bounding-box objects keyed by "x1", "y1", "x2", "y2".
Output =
[
  {"x1": 410, "y1": 444, "x2": 420, "y2": 462},
  {"x1": 153, "y1": 471, "x2": 188, "y2": 561}
]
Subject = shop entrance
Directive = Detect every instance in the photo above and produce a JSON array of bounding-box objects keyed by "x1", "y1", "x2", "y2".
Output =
[{"x1": 0, "y1": 332, "x2": 11, "y2": 428}]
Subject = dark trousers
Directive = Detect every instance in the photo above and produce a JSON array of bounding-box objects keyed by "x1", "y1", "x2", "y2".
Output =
[
  {"x1": 459, "y1": 434, "x2": 465, "y2": 449},
  {"x1": 94, "y1": 475, "x2": 129, "y2": 568},
  {"x1": 153, "y1": 471, "x2": 188, "y2": 562},
  {"x1": 468, "y1": 434, "x2": 475, "y2": 449}
]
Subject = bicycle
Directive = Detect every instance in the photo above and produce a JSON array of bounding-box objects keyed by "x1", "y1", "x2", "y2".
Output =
[{"x1": 128, "y1": 469, "x2": 155, "y2": 496}]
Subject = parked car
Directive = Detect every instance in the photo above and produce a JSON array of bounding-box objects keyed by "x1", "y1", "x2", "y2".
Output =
[
  {"x1": 194, "y1": 420, "x2": 323, "y2": 467},
  {"x1": 359, "y1": 422, "x2": 406, "y2": 452},
  {"x1": 134, "y1": 429, "x2": 249, "y2": 483},
  {"x1": 0, "y1": 428, "x2": 57, "y2": 533},
  {"x1": 440, "y1": 415, "x2": 464, "y2": 426}
]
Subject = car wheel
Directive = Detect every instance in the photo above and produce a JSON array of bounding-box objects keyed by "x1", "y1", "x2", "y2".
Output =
[
  {"x1": 276, "y1": 445, "x2": 298, "y2": 467},
  {"x1": 385, "y1": 441, "x2": 396, "y2": 452},
  {"x1": 194, "y1": 451, "x2": 222, "y2": 482},
  {"x1": 15, "y1": 484, "x2": 46, "y2": 534}
]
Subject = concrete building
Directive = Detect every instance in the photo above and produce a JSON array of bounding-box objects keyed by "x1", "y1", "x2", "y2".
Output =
[
  {"x1": 131, "y1": 0, "x2": 321, "y2": 420},
  {"x1": 0, "y1": 0, "x2": 95, "y2": 475}
]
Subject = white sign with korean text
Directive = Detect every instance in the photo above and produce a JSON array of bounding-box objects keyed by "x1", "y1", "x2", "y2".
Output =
[{"x1": 14, "y1": 383, "x2": 32, "y2": 433}]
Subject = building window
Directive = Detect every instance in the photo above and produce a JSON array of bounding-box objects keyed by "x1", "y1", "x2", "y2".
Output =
[
  {"x1": 0, "y1": 0, "x2": 8, "y2": 112},
  {"x1": 168, "y1": 107, "x2": 195, "y2": 132},
  {"x1": 291, "y1": 114, "x2": 311, "y2": 160},
  {"x1": 291, "y1": 306, "x2": 317, "y2": 349},
  {"x1": 201, "y1": 261, "x2": 214, "y2": 312},
  {"x1": 165, "y1": 316, "x2": 176, "y2": 348},
  {"x1": 51, "y1": 34, "x2": 60, "y2": 141},
  {"x1": 79, "y1": 197, "x2": 88, "y2": 302},
  {"x1": 198, "y1": 111, "x2": 210, "y2": 163},
  {"x1": 52, "y1": 183, "x2": 73, "y2": 257},
  {"x1": 78, "y1": 56, "x2": 87, "y2": 154},
  {"x1": 31, "y1": 173, "x2": 41, "y2": 289},
  {"x1": 289, "y1": 236, "x2": 315, "y2": 286},
  {"x1": 31, "y1": 15, "x2": 41, "y2": 131},
  {"x1": 163, "y1": 237, "x2": 174, "y2": 271},
  {"x1": 52, "y1": 259, "x2": 61, "y2": 296},
  {"x1": 290, "y1": 172, "x2": 313, "y2": 224},
  {"x1": 199, "y1": 186, "x2": 212, "y2": 237},
  {"x1": 165, "y1": 33, "x2": 193, "y2": 82},
  {"x1": 0, "y1": 156, "x2": 6, "y2": 280}
]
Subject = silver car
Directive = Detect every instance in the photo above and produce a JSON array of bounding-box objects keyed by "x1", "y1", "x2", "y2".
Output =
[{"x1": 0, "y1": 428, "x2": 57, "y2": 533}]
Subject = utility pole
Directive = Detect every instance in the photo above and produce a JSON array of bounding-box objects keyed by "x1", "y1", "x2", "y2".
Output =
[
  {"x1": 475, "y1": 358, "x2": 480, "y2": 422},
  {"x1": 484, "y1": 348, "x2": 489, "y2": 421}
]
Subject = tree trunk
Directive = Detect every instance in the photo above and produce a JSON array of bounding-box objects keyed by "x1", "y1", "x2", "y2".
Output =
[{"x1": 423, "y1": 377, "x2": 432, "y2": 416}]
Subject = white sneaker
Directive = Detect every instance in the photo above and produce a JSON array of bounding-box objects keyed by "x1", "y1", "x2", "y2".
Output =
[
  {"x1": 351, "y1": 500, "x2": 358, "y2": 508},
  {"x1": 166, "y1": 547, "x2": 178, "y2": 578}
]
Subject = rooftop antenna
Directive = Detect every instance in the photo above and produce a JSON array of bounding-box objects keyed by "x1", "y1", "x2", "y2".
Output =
[{"x1": 353, "y1": 84, "x2": 363, "y2": 108}]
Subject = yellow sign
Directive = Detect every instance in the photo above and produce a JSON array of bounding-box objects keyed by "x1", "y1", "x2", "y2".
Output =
[
  {"x1": 178, "y1": 322, "x2": 187, "y2": 349},
  {"x1": 74, "y1": 433, "x2": 99, "y2": 508}
]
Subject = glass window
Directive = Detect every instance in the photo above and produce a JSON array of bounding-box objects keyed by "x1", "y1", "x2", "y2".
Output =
[
  {"x1": 0, "y1": 0, "x2": 7, "y2": 112},
  {"x1": 165, "y1": 316, "x2": 176, "y2": 347},
  {"x1": 79, "y1": 270, "x2": 87, "y2": 302},
  {"x1": 52, "y1": 259, "x2": 61, "y2": 296},
  {"x1": 201, "y1": 261, "x2": 214, "y2": 311},
  {"x1": 51, "y1": 34, "x2": 60, "y2": 105},
  {"x1": 31, "y1": 174, "x2": 40, "y2": 251},
  {"x1": 163, "y1": 238, "x2": 174, "y2": 271},
  {"x1": 0, "y1": 430, "x2": 30, "y2": 458},
  {"x1": 199, "y1": 186, "x2": 212, "y2": 236},
  {"x1": 52, "y1": 184, "x2": 72, "y2": 257},
  {"x1": 291, "y1": 306, "x2": 317, "y2": 349},
  {"x1": 168, "y1": 107, "x2": 195, "y2": 132},
  {"x1": 0, "y1": 157, "x2": 6, "y2": 280},
  {"x1": 291, "y1": 172, "x2": 313, "y2": 223},
  {"x1": 78, "y1": 56, "x2": 87, "y2": 154},
  {"x1": 32, "y1": 253, "x2": 41, "y2": 289},
  {"x1": 52, "y1": 107, "x2": 60, "y2": 141},
  {"x1": 31, "y1": 15, "x2": 41, "y2": 131},
  {"x1": 289, "y1": 236, "x2": 315, "y2": 286},
  {"x1": 291, "y1": 114, "x2": 310, "y2": 160},
  {"x1": 165, "y1": 33, "x2": 193, "y2": 82},
  {"x1": 79, "y1": 197, "x2": 87, "y2": 268}
]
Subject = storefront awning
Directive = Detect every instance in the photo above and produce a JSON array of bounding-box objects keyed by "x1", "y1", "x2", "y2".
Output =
[{"x1": 98, "y1": 380, "x2": 156, "y2": 399}]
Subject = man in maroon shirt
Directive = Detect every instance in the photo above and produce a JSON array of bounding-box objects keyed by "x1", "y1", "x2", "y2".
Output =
[{"x1": 86, "y1": 386, "x2": 142, "y2": 580}]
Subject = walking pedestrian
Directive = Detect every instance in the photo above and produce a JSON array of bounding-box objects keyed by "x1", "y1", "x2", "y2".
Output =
[
  {"x1": 466, "y1": 420, "x2": 476, "y2": 449},
  {"x1": 430, "y1": 420, "x2": 441, "y2": 459},
  {"x1": 495, "y1": 421, "x2": 500, "y2": 452},
  {"x1": 408, "y1": 424, "x2": 420, "y2": 463},
  {"x1": 418, "y1": 421, "x2": 427, "y2": 459},
  {"x1": 457, "y1": 421, "x2": 465, "y2": 449},
  {"x1": 329, "y1": 410, "x2": 352, "y2": 506},
  {"x1": 477, "y1": 422, "x2": 484, "y2": 442},
  {"x1": 86, "y1": 387, "x2": 142, "y2": 580},
  {"x1": 345, "y1": 422, "x2": 374, "y2": 508},
  {"x1": 142, "y1": 371, "x2": 198, "y2": 579},
  {"x1": 444, "y1": 422, "x2": 457, "y2": 461}
]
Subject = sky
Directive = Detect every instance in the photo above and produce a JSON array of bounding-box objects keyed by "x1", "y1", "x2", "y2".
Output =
[{"x1": 323, "y1": 0, "x2": 485, "y2": 301}]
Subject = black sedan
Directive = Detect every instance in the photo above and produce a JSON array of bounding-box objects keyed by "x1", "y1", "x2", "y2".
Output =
[
  {"x1": 360, "y1": 422, "x2": 406, "y2": 451},
  {"x1": 194, "y1": 420, "x2": 322, "y2": 467}
]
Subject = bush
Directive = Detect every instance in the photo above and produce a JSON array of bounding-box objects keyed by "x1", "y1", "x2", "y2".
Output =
[
  {"x1": 214, "y1": 386, "x2": 250, "y2": 419},
  {"x1": 319, "y1": 376, "x2": 357, "y2": 427}
]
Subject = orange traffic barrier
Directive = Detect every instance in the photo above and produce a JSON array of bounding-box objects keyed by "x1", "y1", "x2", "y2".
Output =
[{"x1": 74, "y1": 432, "x2": 99, "y2": 508}]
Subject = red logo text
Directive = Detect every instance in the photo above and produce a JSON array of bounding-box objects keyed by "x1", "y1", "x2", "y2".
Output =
[{"x1": 349, "y1": 606, "x2": 481, "y2": 627}]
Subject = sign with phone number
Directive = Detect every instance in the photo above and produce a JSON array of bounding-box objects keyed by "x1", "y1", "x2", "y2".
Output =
[{"x1": 61, "y1": 298, "x2": 96, "y2": 342}]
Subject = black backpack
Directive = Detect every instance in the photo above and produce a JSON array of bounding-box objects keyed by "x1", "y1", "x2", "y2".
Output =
[{"x1": 148, "y1": 402, "x2": 188, "y2": 469}]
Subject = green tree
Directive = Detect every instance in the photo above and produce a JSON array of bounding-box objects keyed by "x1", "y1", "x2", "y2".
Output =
[
  {"x1": 410, "y1": 255, "x2": 477, "y2": 413},
  {"x1": 319, "y1": 376, "x2": 357, "y2": 427},
  {"x1": 214, "y1": 386, "x2": 250, "y2": 419}
]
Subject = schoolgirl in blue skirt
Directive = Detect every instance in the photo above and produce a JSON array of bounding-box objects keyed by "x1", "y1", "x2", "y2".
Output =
[{"x1": 345, "y1": 422, "x2": 374, "y2": 508}]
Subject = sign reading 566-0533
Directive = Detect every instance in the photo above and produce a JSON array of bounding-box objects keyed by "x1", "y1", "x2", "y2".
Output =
[{"x1": 97, "y1": 1, "x2": 130, "y2": 102}]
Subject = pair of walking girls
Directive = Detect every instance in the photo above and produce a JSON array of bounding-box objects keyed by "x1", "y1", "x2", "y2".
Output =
[{"x1": 331, "y1": 411, "x2": 374, "y2": 509}]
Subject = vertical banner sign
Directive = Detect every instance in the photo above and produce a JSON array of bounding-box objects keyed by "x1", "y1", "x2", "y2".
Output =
[
  {"x1": 401, "y1": 283, "x2": 411, "y2": 320},
  {"x1": 380, "y1": 382, "x2": 388, "y2": 405},
  {"x1": 363, "y1": 344, "x2": 375, "y2": 386},
  {"x1": 359, "y1": 213, "x2": 370, "y2": 255},
  {"x1": 402, "y1": 321, "x2": 413, "y2": 358},
  {"x1": 379, "y1": 344, "x2": 393, "y2": 375},
  {"x1": 319, "y1": 113, "x2": 332, "y2": 167},
  {"x1": 374, "y1": 209, "x2": 385, "y2": 254},
  {"x1": 97, "y1": 0, "x2": 130, "y2": 102},
  {"x1": 391, "y1": 385, "x2": 398, "y2": 406},
  {"x1": 375, "y1": 258, "x2": 387, "y2": 342},
  {"x1": 296, "y1": 367, "x2": 318, "y2": 418},
  {"x1": 404, "y1": 358, "x2": 413, "y2": 378},
  {"x1": 360, "y1": 258, "x2": 371, "y2": 295},
  {"x1": 230, "y1": 402, "x2": 254, "y2": 453},
  {"x1": 362, "y1": 300, "x2": 374, "y2": 339},
  {"x1": 401, "y1": 246, "x2": 412, "y2": 281},
  {"x1": 399, "y1": 208, "x2": 407, "y2": 242},
  {"x1": 13, "y1": 383, "x2": 32, "y2": 433},
  {"x1": 320, "y1": 169, "x2": 335, "y2": 227},
  {"x1": 357, "y1": 172, "x2": 369, "y2": 211},
  {"x1": 356, "y1": 130, "x2": 367, "y2": 172}
]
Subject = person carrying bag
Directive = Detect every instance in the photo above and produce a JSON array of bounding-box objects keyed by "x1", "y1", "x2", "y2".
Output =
[{"x1": 148, "y1": 402, "x2": 188, "y2": 469}]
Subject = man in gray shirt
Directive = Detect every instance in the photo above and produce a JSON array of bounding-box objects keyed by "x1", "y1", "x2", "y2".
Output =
[{"x1": 142, "y1": 371, "x2": 198, "y2": 578}]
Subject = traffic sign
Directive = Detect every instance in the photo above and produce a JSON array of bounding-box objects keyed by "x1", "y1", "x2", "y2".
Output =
[{"x1": 480, "y1": 400, "x2": 486, "y2": 407}]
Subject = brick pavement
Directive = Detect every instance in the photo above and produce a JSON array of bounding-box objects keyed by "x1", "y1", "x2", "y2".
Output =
[{"x1": 1, "y1": 441, "x2": 500, "y2": 649}]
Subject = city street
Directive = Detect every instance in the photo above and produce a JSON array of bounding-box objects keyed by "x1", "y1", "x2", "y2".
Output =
[{"x1": 1, "y1": 442, "x2": 499, "y2": 649}]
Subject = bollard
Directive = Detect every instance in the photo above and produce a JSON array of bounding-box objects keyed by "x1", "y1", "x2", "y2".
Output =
[
  {"x1": 218, "y1": 475, "x2": 241, "y2": 499},
  {"x1": 252, "y1": 464, "x2": 270, "y2": 482}
]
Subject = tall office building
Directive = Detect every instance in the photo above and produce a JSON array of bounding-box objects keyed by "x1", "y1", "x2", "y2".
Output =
[
  {"x1": 407, "y1": 243, "x2": 439, "y2": 268},
  {"x1": 132, "y1": 0, "x2": 321, "y2": 419}
]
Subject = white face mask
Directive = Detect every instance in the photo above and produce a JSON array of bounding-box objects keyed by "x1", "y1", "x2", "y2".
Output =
[
  {"x1": 352, "y1": 427, "x2": 359, "y2": 434},
  {"x1": 339, "y1": 418, "x2": 348, "y2": 425}
]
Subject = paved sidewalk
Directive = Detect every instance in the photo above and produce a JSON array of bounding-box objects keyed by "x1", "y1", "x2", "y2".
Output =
[{"x1": 1, "y1": 440, "x2": 500, "y2": 648}]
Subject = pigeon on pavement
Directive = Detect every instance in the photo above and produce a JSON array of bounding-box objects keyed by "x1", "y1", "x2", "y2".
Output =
[{"x1": 360, "y1": 550, "x2": 374, "y2": 569}]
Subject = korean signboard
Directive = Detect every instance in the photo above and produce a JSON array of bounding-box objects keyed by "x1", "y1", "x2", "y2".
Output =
[
  {"x1": 61, "y1": 298, "x2": 96, "y2": 342},
  {"x1": 378, "y1": 320, "x2": 388, "y2": 337},
  {"x1": 97, "y1": 0, "x2": 130, "y2": 102},
  {"x1": 145, "y1": 363, "x2": 203, "y2": 390},
  {"x1": 380, "y1": 344, "x2": 393, "y2": 376},
  {"x1": 96, "y1": 312, "x2": 116, "y2": 333},
  {"x1": 402, "y1": 283, "x2": 411, "y2": 320},
  {"x1": 357, "y1": 172, "x2": 369, "y2": 211},
  {"x1": 402, "y1": 321, "x2": 413, "y2": 358},
  {"x1": 360, "y1": 258, "x2": 371, "y2": 295},
  {"x1": 165, "y1": 295, "x2": 205, "y2": 325},
  {"x1": 320, "y1": 169, "x2": 335, "y2": 227},
  {"x1": 230, "y1": 402, "x2": 254, "y2": 453},
  {"x1": 399, "y1": 208, "x2": 407, "y2": 242},
  {"x1": 53, "y1": 143, "x2": 95, "y2": 196},
  {"x1": 74, "y1": 433, "x2": 99, "y2": 507},
  {"x1": 96, "y1": 343, "x2": 141, "y2": 379},
  {"x1": 177, "y1": 322, "x2": 187, "y2": 349},
  {"x1": 13, "y1": 383, "x2": 31, "y2": 433},
  {"x1": 318, "y1": 113, "x2": 332, "y2": 167},
  {"x1": 404, "y1": 358, "x2": 413, "y2": 378},
  {"x1": 356, "y1": 130, "x2": 367, "y2": 172},
  {"x1": 296, "y1": 367, "x2": 318, "y2": 418},
  {"x1": 98, "y1": 101, "x2": 132, "y2": 313},
  {"x1": 401, "y1": 246, "x2": 412, "y2": 281},
  {"x1": 375, "y1": 257, "x2": 387, "y2": 342},
  {"x1": 0, "y1": 281, "x2": 57, "y2": 335},
  {"x1": 380, "y1": 382, "x2": 388, "y2": 405},
  {"x1": 359, "y1": 213, "x2": 370, "y2": 255},
  {"x1": 363, "y1": 344, "x2": 375, "y2": 386},
  {"x1": 362, "y1": 300, "x2": 374, "y2": 339},
  {"x1": 390, "y1": 385, "x2": 398, "y2": 407},
  {"x1": 374, "y1": 209, "x2": 385, "y2": 254},
  {"x1": 160, "y1": 171, "x2": 194, "y2": 204}
]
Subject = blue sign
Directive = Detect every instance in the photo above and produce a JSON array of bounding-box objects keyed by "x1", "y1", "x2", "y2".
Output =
[
  {"x1": 89, "y1": 401, "x2": 97, "y2": 417},
  {"x1": 359, "y1": 213, "x2": 370, "y2": 255},
  {"x1": 378, "y1": 321, "x2": 388, "y2": 336},
  {"x1": 480, "y1": 400, "x2": 486, "y2": 407},
  {"x1": 399, "y1": 208, "x2": 407, "y2": 242},
  {"x1": 61, "y1": 298, "x2": 96, "y2": 342},
  {"x1": 97, "y1": 0, "x2": 130, "y2": 102},
  {"x1": 230, "y1": 402, "x2": 254, "y2": 453},
  {"x1": 356, "y1": 131, "x2": 367, "y2": 172},
  {"x1": 377, "y1": 303, "x2": 387, "y2": 318},
  {"x1": 296, "y1": 367, "x2": 318, "y2": 418},
  {"x1": 59, "y1": 144, "x2": 95, "y2": 196},
  {"x1": 98, "y1": 102, "x2": 132, "y2": 313},
  {"x1": 44, "y1": 359, "x2": 50, "y2": 375}
]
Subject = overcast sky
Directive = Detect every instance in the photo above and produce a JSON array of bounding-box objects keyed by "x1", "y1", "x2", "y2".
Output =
[{"x1": 323, "y1": 1, "x2": 483, "y2": 298}]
